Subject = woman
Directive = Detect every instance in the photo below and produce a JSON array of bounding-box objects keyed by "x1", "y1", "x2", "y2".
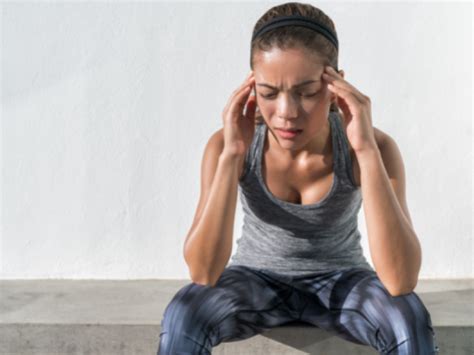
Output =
[{"x1": 158, "y1": 3, "x2": 439, "y2": 354}]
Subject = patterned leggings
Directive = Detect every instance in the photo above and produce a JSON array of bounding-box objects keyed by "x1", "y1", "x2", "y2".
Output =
[{"x1": 157, "y1": 265, "x2": 440, "y2": 354}]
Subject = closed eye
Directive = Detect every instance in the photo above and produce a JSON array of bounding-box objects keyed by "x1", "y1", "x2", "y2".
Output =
[{"x1": 260, "y1": 92, "x2": 319, "y2": 99}]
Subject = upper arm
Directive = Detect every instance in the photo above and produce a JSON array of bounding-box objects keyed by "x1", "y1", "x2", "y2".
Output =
[
  {"x1": 183, "y1": 128, "x2": 225, "y2": 251},
  {"x1": 377, "y1": 130, "x2": 414, "y2": 229}
]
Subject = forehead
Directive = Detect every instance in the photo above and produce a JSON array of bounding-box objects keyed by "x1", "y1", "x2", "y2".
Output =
[{"x1": 253, "y1": 46, "x2": 324, "y2": 77}]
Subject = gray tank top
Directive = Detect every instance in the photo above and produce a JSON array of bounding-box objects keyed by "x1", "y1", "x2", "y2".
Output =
[{"x1": 228, "y1": 111, "x2": 374, "y2": 276}]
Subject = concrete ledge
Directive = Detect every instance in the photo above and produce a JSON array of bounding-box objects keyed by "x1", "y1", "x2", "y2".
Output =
[{"x1": 0, "y1": 279, "x2": 472, "y2": 354}]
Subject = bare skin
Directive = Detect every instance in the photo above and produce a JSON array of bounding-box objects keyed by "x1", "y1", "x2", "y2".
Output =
[
  {"x1": 237, "y1": 46, "x2": 385, "y2": 205},
  {"x1": 237, "y1": 122, "x2": 384, "y2": 205}
]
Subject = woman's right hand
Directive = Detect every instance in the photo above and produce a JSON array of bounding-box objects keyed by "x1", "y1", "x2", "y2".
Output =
[{"x1": 221, "y1": 71, "x2": 257, "y2": 157}]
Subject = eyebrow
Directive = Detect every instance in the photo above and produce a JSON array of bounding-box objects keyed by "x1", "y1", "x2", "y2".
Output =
[{"x1": 256, "y1": 79, "x2": 320, "y2": 90}]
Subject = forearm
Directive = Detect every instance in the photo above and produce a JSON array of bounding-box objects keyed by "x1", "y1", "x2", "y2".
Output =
[
  {"x1": 357, "y1": 148, "x2": 421, "y2": 296},
  {"x1": 184, "y1": 153, "x2": 242, "y2": 286}
]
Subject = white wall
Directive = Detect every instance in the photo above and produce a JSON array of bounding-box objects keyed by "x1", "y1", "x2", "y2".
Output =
[{"x1": 1, "y1": 1, "x2": 472, "y2": 280}]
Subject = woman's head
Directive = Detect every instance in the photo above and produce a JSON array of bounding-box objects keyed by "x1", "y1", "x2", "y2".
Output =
[{"x1": 249, "y1": 2, "x2": 344, "y2": 153}]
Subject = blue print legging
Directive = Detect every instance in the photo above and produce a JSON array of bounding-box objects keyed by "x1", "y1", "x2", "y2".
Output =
[{"x1": 157, "y1": 265, "x2": 439, "y2": 354}]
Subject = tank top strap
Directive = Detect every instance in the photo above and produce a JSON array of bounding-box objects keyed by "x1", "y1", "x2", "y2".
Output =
[
  {"x1": 329, "y1": 111, "x2": 358, "y2": 188},
  {"x1": 239, "y1": 122, "x2": 266, "y2": 182}
]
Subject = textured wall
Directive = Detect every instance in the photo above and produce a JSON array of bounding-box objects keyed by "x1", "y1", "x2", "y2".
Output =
[{"x1": 1, "y1": 1, "x2": 472, "y2": 279}]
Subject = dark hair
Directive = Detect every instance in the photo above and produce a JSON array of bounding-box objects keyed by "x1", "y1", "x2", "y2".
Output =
[{"x1": 250, "y1": 2, "x2": 339, "y2": 124}]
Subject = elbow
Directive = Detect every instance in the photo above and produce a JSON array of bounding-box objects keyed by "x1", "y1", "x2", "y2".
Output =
[
  {"x1": 381, "y1": 250, "x2": 421, "y2": 297},
  {"x1": 186, "y1": 261, "x2": 217, "y2": 287},
  {"x1": 183, "y1": 241, "x2": 225, "y2": 288},
  {"x1": 189, "y1": 270, "x2": 218, "y2": 287},
  {"x1": 390, "y1": 260, "x2": 421, "y2": 297},
  {"x1": 387, "y1": 287, "x2": 414, "y2": 297},
  {"x1": 386, "y1": 279, "x2": 418, "y2": 297},
  {"x1": 378, "y1": 269, "x2": 418, "y2": 297},
  {"x1": 191, "y1": 276, "x2": 217, "y2": 287}
]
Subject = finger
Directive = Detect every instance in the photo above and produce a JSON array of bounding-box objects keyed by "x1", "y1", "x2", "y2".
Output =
[
  {"x1": 226, "y1": 76, "x2": 255, "y2": 108},
  {"x1": 325, "y1": 76, "x2": 366, "y2": 104},
  {"x1": 244, "y1": 87, "x2": 257, "y2": 120},
  {"x1": 226, "y1": 76, "x2": 254, "y2": 109},
  {"x1": 233, "y1": 72, "x2": 255, "y2": 95},
  {"x1": 223, "y1": 71, "x2": 254, "y2": 114},
  {"x1": 323, "y1": 69, "x2": 366, "y2": 103},
  {"x1": 223, "y1": 78, "x2": 254, "y2": 116},
  {"x1": 327, "y1": 84, "x2": 364, "y2": 114},
  {"x1": 229, "y1": 83, "x2": 253, "y2": 116},
  {"x1": 327, "y1": 79, "x2": 365, "y2": 107}
]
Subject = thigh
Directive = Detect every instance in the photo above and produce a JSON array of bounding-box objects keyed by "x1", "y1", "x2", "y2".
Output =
[{"x1": 296, "y1": 267, "x2": 438, "y2": 354}]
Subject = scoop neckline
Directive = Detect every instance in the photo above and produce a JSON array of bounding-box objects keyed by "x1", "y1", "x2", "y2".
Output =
[{"x1": 256, "y1": 115, "x2": 339, "y2": 209}]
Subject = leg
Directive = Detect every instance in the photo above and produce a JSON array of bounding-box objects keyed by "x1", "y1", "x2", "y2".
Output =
[
  {"x1": 157, "y1": 265, "x2": 304, "y2": 354},
  {"x1": 295, "y1": 267, "x2": 440, "y2": 354}
]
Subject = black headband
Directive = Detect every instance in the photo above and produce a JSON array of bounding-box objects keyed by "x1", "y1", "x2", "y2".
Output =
[{"x1": 251, "y1": 15, "x2": 338, "y2": 51}]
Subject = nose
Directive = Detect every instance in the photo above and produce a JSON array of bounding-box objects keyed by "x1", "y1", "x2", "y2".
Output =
[{"x1": 276, "y1": 93, "x2": 299, "y2": 120}]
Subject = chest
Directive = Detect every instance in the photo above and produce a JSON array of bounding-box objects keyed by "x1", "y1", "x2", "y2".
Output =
[{"x1": 261, "y1": 147, "x2": 361, "y2": 206}]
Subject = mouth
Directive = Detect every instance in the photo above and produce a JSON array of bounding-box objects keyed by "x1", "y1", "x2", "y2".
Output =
[
  {"x1": 275, "y1": 128, "x2": 303, "y2": 139},
  {"x1": 276, "y1": 128, "x2": 302, "y2": 132}
]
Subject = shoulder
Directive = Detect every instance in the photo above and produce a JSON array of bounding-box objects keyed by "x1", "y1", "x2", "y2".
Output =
[
  {"x1": 210, "y1": 127, "x2": 224, "y2": 143},
  {"x1": 374, "y1": 126, "x2": 390, "y2": 149},
  {"x1": 373, "y1": 127, "x2": 401, "y2": 164},
  {"x1": 373, "y1": 127, "x2": 406, "y2": 178},
  {"x1": 372, "y1": 127, "x2": 402, "y2": 177},
  {"x1": 205, "y1": 128, "x2": 227, "y2": 158}
]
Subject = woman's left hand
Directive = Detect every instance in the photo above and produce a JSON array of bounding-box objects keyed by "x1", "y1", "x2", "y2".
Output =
[{"x1": 322, "y1": 66, "x2": 377, "y2": 154}]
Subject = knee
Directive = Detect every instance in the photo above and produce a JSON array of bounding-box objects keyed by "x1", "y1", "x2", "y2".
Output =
[
  {"x1": 160, "y1": 282, "x2": 229, "y2": 332},
  {"x1": 396, "y1": 292, "x2": 434, "y2": 333},
  {"x1": 158, "y1": 282, "x2": 226, "y2": 354},
  {"x1": 383, "y1": 293, "x2": 438, "y2": 349},
  {"x1": 161, "y1": 282, "x2": 209, "y2": 327},
  {"x1": 383, "y1": 294, "x2": 439, "y2": 354},
  {"x1": 370, "y1": 278, "x2": 433, "y2": 331},
  {"x1": 355, "y1": 277, "x2": 439, "y2": 353}
]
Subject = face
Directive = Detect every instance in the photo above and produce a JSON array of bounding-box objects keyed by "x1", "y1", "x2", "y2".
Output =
[{"x1": 252, "y1": 46, "x2": 344, "y2": 155}]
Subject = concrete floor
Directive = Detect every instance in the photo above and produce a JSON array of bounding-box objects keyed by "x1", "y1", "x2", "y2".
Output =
[{"x1": 0, "y1": 278, "x2": 473, "y2": 354}]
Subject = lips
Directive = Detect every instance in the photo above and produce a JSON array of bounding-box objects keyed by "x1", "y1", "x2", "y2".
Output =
[
  {"x1": 276, "y1": 128, "x2": 302, "y2": 132},
  {"x1": 275, "y1": 128, "x2": 303, "y2": 139}
]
